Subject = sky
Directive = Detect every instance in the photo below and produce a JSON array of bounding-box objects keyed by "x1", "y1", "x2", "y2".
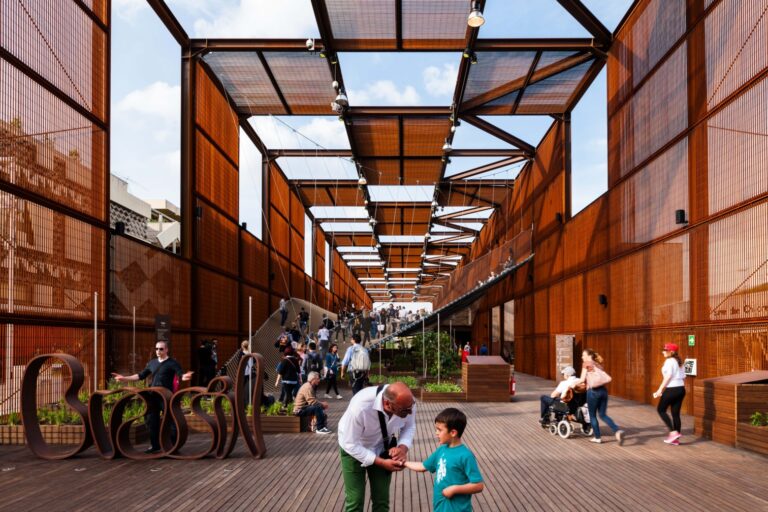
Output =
[{"x1": 110, "y1": 0, "x2": 633, "y2": 226}]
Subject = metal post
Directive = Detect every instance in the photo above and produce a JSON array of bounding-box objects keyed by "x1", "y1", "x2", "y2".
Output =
[
  {"x1": 248, "y1": 296, "x2": 253, "y2": 405},
  {"x1": 5, "y1": 178, "x2": 15, "y2": 395},
  {"x1": 437, "y1": 313, "x2": 441, "y2": 385},
  {"x1": 422, "y1": 317, "x2": 425, "y2": 378},
  {"x1": 93, "y1": 292, "x2": 98, "y2": 391},
  {"x1": 132, "y1": 306, "x2": 136, "y2": 373}
]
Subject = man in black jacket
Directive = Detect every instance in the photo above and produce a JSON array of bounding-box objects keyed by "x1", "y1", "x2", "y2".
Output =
[{"x1": 112, "y1": 341, "x2": 193, "y2": 454}]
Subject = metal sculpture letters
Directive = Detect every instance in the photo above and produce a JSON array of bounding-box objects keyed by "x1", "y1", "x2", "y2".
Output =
[{"x1": 20, "y1": 353, "x2": 267, "y2": 460}]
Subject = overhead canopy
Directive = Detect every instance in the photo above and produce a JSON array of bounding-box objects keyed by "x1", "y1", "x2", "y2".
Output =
[{"x1": 184, "y1": 0, "x2": 617, "y2": 301}]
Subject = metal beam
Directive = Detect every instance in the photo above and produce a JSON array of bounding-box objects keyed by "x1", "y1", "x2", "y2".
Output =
[
  {"x1": 147, "y1": 0, "x2": 190, "y2": 47},
  {"x1": 512, "y1": 51, "x2": 542, "y2": 114},
  {"x1": 347, "y1": 106, "x2": 452, "y2": 116},
  {"x1": 268, "y1": 149, "x2": 527, "y2": 158},
  {"x1": 555, "y1": 0, "x2": 612, "y2": 44},
  {"x1": 446, "y1": 157, "x2": 524, "y2": 181},
  {"x1": 432, "y1": 220, "x2": 481, "y2": 235},
  {"x1": 460, "y1": 116, "x2": 536, "y2": 154},
  {"x1": 435, "y1": 205, "x2": 494, "y2": 220}
]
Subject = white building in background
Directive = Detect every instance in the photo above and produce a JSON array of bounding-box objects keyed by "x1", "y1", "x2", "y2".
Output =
[{"x1": 109, "y1": 174, "x2": 180, "y2": 253}]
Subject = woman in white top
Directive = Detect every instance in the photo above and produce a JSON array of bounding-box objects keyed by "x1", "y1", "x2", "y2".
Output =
[{"x1": 652, "y1": 343, "x2": 686, "y2": 445}]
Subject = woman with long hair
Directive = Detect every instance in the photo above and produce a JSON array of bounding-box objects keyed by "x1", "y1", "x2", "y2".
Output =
[
  {"x1": 576, "y1": 348, "x2": 625, "y2": 445},
  {"x1": 324, "y1": 343, "x2": 343, "y2": 399},
  {"x1": 652, "y1": 343, "x2": 686, "y2": 445}
]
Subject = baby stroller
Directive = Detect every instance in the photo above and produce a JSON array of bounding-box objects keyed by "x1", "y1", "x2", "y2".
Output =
[{"x1": 541, "y1": 387, "x2": 593, "y2": 439}]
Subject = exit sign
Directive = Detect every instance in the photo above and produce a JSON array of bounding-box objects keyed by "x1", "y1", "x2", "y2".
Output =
[{"x1": 688, "y1": 334, "x2": 695, "y2": 347}]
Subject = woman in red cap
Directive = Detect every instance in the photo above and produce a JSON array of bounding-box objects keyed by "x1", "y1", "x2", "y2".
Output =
[{"x1": 652, "y1": 343, "x2": 686, "y2": 445}]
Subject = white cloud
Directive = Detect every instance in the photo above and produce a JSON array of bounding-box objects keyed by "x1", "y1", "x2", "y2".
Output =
[
  {"x1": 300, "y1": 118, "x2": 350, "y2": 148},
  {"x1": 112, "y1": 83, "x2": 182, "y2": 205},
  {"x1": 184, "y1": 0, "x2": 318, "y2": 38},
  {"x1": 113, "y1": 0, "x2": 146, "y2": 20},
  {"x1": 348, "y1": 81, "x2": 421, "y2": 106},
  {"x1": 250, "y1": 116, "x2": 349, "y2": 149},
  {"x1": 423, "y1": 63, "x2": 458, "y2": 97},
  {"x1": 116, "y1": 82, "x2": 181, "y2": 122}
]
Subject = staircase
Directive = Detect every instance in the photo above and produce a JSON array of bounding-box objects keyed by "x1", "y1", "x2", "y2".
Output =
[{"x1": 249, "y1": 298, "x2": 342, "y2": 394}]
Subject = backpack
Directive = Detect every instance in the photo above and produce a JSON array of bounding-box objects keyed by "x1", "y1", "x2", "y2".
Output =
[
  {"x1": 348, "y1": 345, "x2": 371, "y2": 372},
  {"x1": 307, "y1": 353, "x2": 323, "y2": 373}
]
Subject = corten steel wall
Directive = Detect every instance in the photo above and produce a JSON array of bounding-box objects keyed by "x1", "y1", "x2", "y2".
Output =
[
  {"x1": 0, "y1": 0, "x2": 109, "y2": 413},
  {"x1": 466, "y1": 0, "x2": 768, "y2": 415}
]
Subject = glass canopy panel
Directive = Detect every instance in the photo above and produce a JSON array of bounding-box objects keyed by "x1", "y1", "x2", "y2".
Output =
[
  {"x1": 444, "y1": 157, "x2": 506, "y2": 178},
  {"x1": 452, "y1": 222, "x2": 485, "y2": 231},
  {"x1": 348, "y1": 262, "x2": 385, "y2": 267},
  {"x1": 368, "y1": 185, "x2": 435, "y2": 202},
  {"x1": 310, "y1": 206, "x2": 368, "y2": 219},
  {"x1": 581, "y1": 0, "x2": 636, "y2": 31},
  {"x1": 386, "y1": 268, "x2": 421, "y2": 272},
  {"x1": 249, "y1": 116, "x2": 350, "y2": 150},
  {"x1": 320, "y1": 222, "x2": 373, "y2": 232},
  {"x1": 380, "y1": 236, "x2": 425, "y2": 243},
  {"x1": 342, "y1": 254, "x2": 381, "y2": 260},
  {"x1": 278, "y1": 157, "x2": 358, "y2": 180},
  {"x1": 338, "y1": 246, "x2": 379, "y2": 253},
  {"x1": 340, "y1": 52, "x2": 460, "y2": 106}
]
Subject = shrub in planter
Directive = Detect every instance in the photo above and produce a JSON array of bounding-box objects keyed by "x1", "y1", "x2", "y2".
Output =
[{"x1": 420, "y1": 382, "x2": 465, "y2": 402}]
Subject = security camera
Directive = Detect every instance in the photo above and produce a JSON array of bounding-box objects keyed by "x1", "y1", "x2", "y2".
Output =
[{"x1": 306, "y1": 38, "x2": 315, "y2": 51}]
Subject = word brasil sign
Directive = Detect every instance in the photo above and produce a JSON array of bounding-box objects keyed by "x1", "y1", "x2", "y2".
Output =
[{"x1": 21, "y1": 353, "x2": 267, "y2": 461}]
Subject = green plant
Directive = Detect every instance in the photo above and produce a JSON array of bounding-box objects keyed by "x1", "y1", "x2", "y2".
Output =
[
  {"x1": 390, "y1": 375, "x2": 418, "y2": 388},
  {"x1": 410, "y1": 332, "x2": 461, "y2": 377},
  {"x1": 750, "y1": 411, "x2": 768, "y2": 427},
  {"x1": 2, "y1": 412, "x2": 22, "y2": 426},
  {"x1": 423, "y1": 382, "x2": 462, "y2": 393},
  {"x1": 391, "y1": 353, "x2": 414, "y2": 371},
  {"x1": 369, "y1": 362, "x2": 384, "y2": 372},
  {"x1": 368, "y1": 374, "x2": 387, "y2": 385},
  {"x1": 261, "y1": 401, "x2": 292, "y2": 416}
]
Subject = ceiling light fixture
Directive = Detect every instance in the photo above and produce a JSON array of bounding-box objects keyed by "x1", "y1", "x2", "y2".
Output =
[
  {"x1": 470, "y1": 53, "x2": 478, "y2": 65},
  {"x1": 332, "y1": 80, "x2": 340, "y2": 91},
  {"x1": 369, "y1": 218, "x2": 377, "y2": 226},
  {"x1": 306, "y1": 38, "x2": 316, "y2": 51},
  {"x1": 335, "y1": 91, "x2": 349, "y2": 108},
  {"x1": 358, "y1": 176, "x2": 367, "y2": 186},
  {"x1": 442, "y1": 140, "x2": 452, "y2": 152},
  {"x1": 467, "y1": 1, "x2": 485, "y2": 28}
]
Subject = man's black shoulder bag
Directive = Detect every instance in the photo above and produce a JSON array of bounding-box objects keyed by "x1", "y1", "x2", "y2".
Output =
[{"x1": 376, "y1": 384, "x2": 398, "y2": 459}]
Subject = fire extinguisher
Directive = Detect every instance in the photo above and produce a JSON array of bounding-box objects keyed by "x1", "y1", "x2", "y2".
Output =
[{"x1": 509, "y1": 372, "x2": 516, "y2": 396}]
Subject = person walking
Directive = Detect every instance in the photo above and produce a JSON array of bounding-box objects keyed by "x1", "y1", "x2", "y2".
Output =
[
  {"x1": 341, "y1": 334, "x2": 371, "y2": 395},
  {"x1": 337, "y1": 382, "x2": 416, "y2": 512},
  {"x1": 112, "y1": 341, "x2": 193, "y2": 454},
  {"x1": 576, "y1": 348, "x2": 625, "y2": 445},
  {"x1": 361, "y1": 311, "x2": 372, "y2": 346},
  {"x1": 275, "y1": 346, "x2": 301, "y2": 407},
  {"x1": 279, "y1": 297, "x2": 289, "y2": 327},
  {"x1": 653, "y1": 343, "x2": 686, "y2": 445},
  {"x1": 318, "y1": 323, "x2": 331, "y2": 361},
  {"x1": 324, "y1": 343, "x2": 343, "y2": 400}
]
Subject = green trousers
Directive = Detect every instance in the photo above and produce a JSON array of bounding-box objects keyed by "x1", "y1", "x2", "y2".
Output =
[{"x1": 339, "y1": 447, "x2": 392, "y2": 512}]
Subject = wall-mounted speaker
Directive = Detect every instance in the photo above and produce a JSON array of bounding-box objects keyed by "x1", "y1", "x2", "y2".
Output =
[
  {"x1": 598, "y1": 294, "x2": 608, "y2": 307},
  {"x1": 675, "y1": 209, "x2": 687, "y2": 225},
  {"x1": 195, "y1": 206, "x2": 203, "y2": 218},
  {"x1": 114, "y1": 221, "x2": 125, "y2": 235}
]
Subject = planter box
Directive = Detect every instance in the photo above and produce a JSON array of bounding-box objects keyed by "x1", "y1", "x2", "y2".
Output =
[
  {"x1": 0, "y1": 424, "x2": 85, "y2": 445},
  {"x1": 736, "y1": 423, "x2": 768, "y2": 457},
  {"x1": 261, "y1": 414, "x2": 310, "y2": 433},
  {"x1": 0, "y1": 424, "x2": 148, "y2": 446},
  {"x1": 463, "y1": 356, "x2": 511, "y2": 402},
  {"x1": 419, "y1": 389, "x2": 465, "y2": 402}
]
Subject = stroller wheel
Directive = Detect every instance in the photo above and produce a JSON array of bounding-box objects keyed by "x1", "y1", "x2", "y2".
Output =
[
  {"x1": 549, "y1": 424, "x2": 558, "y2": 435},
  {"x1": 581, "y1": 424, "x2": 593, "y2": 436},
  {"x1": 557, "y1": 420, "x2": 573, "y2": 439}
]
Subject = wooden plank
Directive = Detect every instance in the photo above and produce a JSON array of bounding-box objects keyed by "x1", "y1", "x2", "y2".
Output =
[{"x1": 1, "y1": 374, "x2": 767, "y2": 511}]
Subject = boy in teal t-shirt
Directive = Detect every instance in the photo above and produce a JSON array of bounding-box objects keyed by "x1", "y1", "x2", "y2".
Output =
[{"x1": 405, "y1": 408, "x2": 484, "y2": 511}]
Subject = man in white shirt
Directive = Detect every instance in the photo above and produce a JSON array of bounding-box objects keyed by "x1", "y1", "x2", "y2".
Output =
[
  {"x1": 539, "y1": 366, "x2": 579, "y2": 424},
  {"x1": 318, "y1": 324, "x2": 331, "y2": 360},
  {"x1": 337, "y1": 382, "x2": 416, "y2": 512}
]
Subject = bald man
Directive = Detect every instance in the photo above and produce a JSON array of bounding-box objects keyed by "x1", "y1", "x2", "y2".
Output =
[{"x1": 338, "y1": 382, "x2": 416, "y2": 512}]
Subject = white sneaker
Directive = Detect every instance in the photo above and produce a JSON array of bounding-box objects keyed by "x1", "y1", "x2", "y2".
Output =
[
  {"x1": 616, "y1": 430, "x2": 625, "y2": 446},
  {"x1": 336, "y1": 395, "x2": 343, "y2": 400},
  {"x1": 315, "y1": 427, "x2": 333, "y2": 435},
  {"x1": 590, "y1": 438, "x2": 602, "y2": 444},
  {"x1": 324, "y1": 393, "x2": 331, "y2": 398}
]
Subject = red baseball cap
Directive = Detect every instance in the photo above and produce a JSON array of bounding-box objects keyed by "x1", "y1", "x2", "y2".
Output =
[{"x1": 663, "y1": 343, "x2": 679, "y2": 352}]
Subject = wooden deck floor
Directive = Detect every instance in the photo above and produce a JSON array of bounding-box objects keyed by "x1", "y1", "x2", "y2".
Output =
[{"x1": 1, "y1": 373, "x2": 766, "y2": 511}]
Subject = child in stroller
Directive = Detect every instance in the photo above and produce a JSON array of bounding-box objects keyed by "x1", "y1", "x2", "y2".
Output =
[{"x1": 539, "y1": 366, "x2": 593, "y2": 439}]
